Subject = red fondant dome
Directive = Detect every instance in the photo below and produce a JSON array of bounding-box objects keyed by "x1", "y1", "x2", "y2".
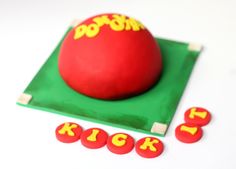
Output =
[{"x1": 58, "y1": 13, "x2": 162, "y2": 100}]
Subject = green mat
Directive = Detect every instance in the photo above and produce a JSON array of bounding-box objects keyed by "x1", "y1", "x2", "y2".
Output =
[{"x1": 17, "y1": 26, "x2": 202, "y2": 136}]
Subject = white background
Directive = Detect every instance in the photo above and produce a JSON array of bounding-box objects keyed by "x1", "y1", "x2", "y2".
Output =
[{"x1": 0, "y1": 0, "x2": 236, "y2": 168}]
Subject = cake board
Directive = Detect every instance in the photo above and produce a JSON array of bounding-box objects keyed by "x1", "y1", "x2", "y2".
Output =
[{"x1": 17, "y1": 21, "x2": 202, "y2": 136}]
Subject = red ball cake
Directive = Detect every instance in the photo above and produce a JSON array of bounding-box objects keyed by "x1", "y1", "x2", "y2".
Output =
[{"x1": 58, "y1": 13, "x2": 162, "y2": 100}]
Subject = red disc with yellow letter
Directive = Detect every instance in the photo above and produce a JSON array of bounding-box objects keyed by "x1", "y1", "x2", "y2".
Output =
[
  {"x1": 106, "y1": 133, "x2": 134, "y2": 154},
  {"x1": 55, "y1": 122, "x2": 83, "y2": 143},
  {"x1": 80, "y1": 128, "x2": 108, "y2": 149},
  {"x1": 135, "y1": 137, "x2": 164, "y2": 158},
  {"x1": 184, "y1": 107, "x2": 211, "y2": 126},
  {"x1": 175, "y1": 123, "x2": 203, "y2": 143},
  {"x1": 58, "y1": 13, "x2": 162, "y2": 100}
]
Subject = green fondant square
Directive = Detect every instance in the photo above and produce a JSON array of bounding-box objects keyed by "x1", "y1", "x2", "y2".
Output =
[{"x1": 18, "y1": 27, "x2": 201, "y2": 136}]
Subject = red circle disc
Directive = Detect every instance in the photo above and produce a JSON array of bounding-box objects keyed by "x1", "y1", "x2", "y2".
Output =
[
  {"x1": 184, "y1": 107, "x2": 211, "y2": 126},
  {"x1": 135, "y1": 137, "x2": 164, "y2": 158},
  {"x1": 80, "y1": 128, "x2": 108, "y2": 149},
  {"x1": 107, "y1": 133, "x2": 134, "y2": 154},
  {"x1": 175, "y1": 123, "x2": 203, "y2": 143},
  {"x1": 55, "y1": 122, "x2": 83, "y2": 143}
]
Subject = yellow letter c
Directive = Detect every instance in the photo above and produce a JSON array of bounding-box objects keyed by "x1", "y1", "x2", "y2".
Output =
[{"x1": 112, "y1": 134, "x2": 127, "y2": 147}]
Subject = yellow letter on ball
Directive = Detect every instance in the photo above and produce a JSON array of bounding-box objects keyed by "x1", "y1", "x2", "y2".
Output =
[
  {"x1": 74, "y1": 24, "x2": 87, "y2": 40},
  {"x1": 86, "y1": 23, "x2": 100, "y2": 38}
]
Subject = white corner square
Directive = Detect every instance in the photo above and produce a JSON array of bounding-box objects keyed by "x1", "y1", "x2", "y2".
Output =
[
  {"x1": 17, "y1": 93, "x2": 32, "y2": 105},
  {"x1": 188, "y1": 43, "x2": 202, "y2": 52},
  {"x1": 151, "y1": 122, "x2": 168, "y2": 135},
  {"x1": 70, "y1": 19, "x2": 82, "y2": 27}
]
